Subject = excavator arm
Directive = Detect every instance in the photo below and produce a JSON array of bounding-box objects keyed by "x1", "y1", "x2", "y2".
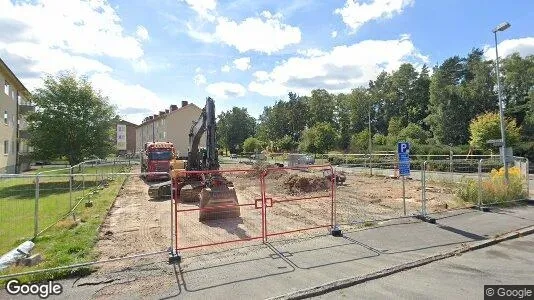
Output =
[{"x1": 186, "y1": 97, "x2": 219, "y2": 171}]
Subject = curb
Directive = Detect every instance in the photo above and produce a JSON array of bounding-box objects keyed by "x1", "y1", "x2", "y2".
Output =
[{"x1": 267, "y1": 225, "x2": 534, "y2": 300}]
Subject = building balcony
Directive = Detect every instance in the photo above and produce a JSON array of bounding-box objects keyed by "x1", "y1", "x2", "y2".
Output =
[{"x1": 19, "y1": 103, "x2": 35, "y2": 114}]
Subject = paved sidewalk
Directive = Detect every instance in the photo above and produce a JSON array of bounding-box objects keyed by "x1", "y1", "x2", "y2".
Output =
[
  {"x1": 3, "y1": 205, "x2": 534, "y2": 299},
  {"x1": 312, "y1": 233, "x2": 534, "y2": 299}
]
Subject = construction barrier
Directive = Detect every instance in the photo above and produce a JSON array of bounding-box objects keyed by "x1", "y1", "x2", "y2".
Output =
[{"x1": 173, "y1": 164, "x2": 336, "y2": 252}]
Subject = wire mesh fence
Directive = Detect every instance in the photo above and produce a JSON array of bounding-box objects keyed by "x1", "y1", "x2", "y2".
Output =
[{"x1": 0, "y1": 159, "x2": 137, "y2": 255}]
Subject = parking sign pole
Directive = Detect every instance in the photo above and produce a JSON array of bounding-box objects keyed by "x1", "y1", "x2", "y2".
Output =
[{"x1": 402, "y1": 175, "x2": 406, "y2": 216}]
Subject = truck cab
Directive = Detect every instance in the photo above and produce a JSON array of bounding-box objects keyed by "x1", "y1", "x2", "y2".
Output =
[{"x1": 142, "y1": 142, "x2": 175, "y2": 181}]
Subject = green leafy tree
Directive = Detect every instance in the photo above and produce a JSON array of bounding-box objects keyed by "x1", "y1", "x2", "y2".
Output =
[
  {"x1": 469, "y1": 112, "x2": 521, "y2": 151},
  {"x1": 27, "y1": 72, "x2": 116, "y2": 166},
  {"x1": 299, "y1": 122, "x2": 337, "y2": 153},
  {"x1": 397, "y1": 123, "x2": 429, "y2": 145},
  {"x1": 350, "y1": 129, "x2": 370, "y2": 153},
  {"x1": 276, "y1": 135, "x2": 298, "y2": 152},
  {"x1": 501, "y1": 53, "x2": 534, "y2": 126},
  {"x1": 243, "y1": 137, "x2": 263, "y2": 153},
  {"x1": 309, "y1": 89, "x2": 335, "y2": 127},
  {"x1": 217, "y1": 107, "x2": 256, "y2": 153},
  {"x1": 373, "y1": 133, "x2": 387, "y2": 145}
]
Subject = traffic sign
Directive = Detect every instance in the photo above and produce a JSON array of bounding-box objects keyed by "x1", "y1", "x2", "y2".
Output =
[{"x1": 397, "y1": 142, "x2": 410, "y2": 176}]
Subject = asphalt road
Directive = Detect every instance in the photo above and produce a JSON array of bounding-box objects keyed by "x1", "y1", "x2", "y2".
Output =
[{"x1": 314, "y1": 233, "x2": 534, "y2": 300}]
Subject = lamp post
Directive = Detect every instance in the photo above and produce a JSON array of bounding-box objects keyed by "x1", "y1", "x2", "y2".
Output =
[{"x1": 492, "y1": 21, "x2": 510, "y2": 184}]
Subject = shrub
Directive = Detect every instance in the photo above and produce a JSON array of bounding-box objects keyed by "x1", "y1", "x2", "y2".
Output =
[{"x1": 456, "y1": 166, "x2": 526, "y2": 205}]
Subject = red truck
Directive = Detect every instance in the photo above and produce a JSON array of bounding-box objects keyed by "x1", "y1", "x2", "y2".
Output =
[{"x1": 141, "y1": 142, "x2": 175, "y2": 181}]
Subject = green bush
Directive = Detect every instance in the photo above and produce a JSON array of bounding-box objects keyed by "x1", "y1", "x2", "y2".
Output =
[{"x1": 456, "y1": 166, "x2": 527, "y2": 205}]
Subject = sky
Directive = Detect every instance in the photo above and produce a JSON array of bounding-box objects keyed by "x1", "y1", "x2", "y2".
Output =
[{"x1": 1, "y1": 0, "x2": 533, "y2": 124}]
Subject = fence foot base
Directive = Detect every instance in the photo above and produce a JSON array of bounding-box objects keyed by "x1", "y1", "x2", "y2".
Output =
[
  {"x1": 414, "y1": 215, "x2": 436, "y2": 224},
  {"x1": 476, "y1": 206, "x2": 491, "y2": 212},
  {"x1": 168, "y1": 250, "x2": 181, "y2": 264},
  {"x1": 331, "y1": 225, "x2": 343, "y2": 237}
]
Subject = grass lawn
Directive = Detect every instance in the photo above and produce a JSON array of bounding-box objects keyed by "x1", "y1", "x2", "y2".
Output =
[{"x1": 0, "y1": 165, "x2": 130, "y2": 283}]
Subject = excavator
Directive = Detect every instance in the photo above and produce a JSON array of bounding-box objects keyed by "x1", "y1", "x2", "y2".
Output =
[{"x1": 148, "y1": 97, "x2": 240, "y2": 221}]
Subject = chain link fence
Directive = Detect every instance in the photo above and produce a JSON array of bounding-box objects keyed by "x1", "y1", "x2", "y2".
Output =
[{"x1": 0, "y1": 159, "x2": 137, "y2": 255}]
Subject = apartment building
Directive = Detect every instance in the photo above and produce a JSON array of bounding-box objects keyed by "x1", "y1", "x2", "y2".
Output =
[
  {"x1": 136, "y1": 101, "x2": 206, "y2": 158},
  {"x1": 114, "y1": 120, "x2": 137, "y2": 156},
  {"x1": 0, "y1": 57, "x2": 33, "y2": 173}
]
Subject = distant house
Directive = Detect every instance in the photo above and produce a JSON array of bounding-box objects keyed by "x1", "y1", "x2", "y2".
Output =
[
  {"x1": 136, "y1": 101, "x2": 206, "y2": 158},
  {"x1": 0, "y1": 57, "x2": 33, "y2": 173},
  {"x1": 114, "y1": 120, "x2": 137, "y2": 156}
]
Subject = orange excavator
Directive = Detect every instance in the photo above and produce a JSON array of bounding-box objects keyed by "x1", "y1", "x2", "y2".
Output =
[{"x1": 148, "y1": 97, "x2": 240, "y2": 221}]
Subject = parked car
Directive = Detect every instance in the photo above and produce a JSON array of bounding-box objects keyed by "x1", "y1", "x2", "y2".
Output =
[{"x1": 230, "y1": 154, "x2": 238, "y2": 159}]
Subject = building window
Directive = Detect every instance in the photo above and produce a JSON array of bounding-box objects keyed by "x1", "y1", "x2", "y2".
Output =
[
  {"x1": 4, "y1": 81, "x2": 9, "y2": 96},
  {"x1": 4, "y1": 140, "x2": 8, "y2": 155},
  {"x1": 4, "y1": 111, "x2": 7, "y2": 125}
]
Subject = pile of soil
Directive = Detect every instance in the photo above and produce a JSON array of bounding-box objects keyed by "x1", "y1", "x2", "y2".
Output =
[
  {"x1": 239, "y1": 161, "x2": 288, "y2": 179},
  {"x1": 283, "y1": 173, "x2": 330, "y2": 194}
]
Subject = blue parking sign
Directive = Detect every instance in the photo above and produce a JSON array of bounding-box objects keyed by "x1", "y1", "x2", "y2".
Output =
[{"x1": 397, "y1": 142, "x2": 410, "y2": 176}]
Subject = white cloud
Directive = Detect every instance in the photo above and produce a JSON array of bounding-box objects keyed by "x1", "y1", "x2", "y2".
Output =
[
  {"x1": 90, "y1": 73, "x2": 168, "y2": 124},
  {"x1": 331, "y1": 30, "x2": 338, "y2": 38},
  {"x1": 185, "y1": 9, "x2": 301, "y2": 54},
  {"x1": 214, "y1": 13, "x2": 301, "y2": 54},
  {"x1": 334, "y1": 0, "x2": 414, "y2": 32},
  {"x1": 184, "y1": 0, "x2": 217, "y2": 20},
  {"x1": 233, "y1": 57, "x2": 251, "y2": 71},
  {"x1": 206, "y1": 82, "x2": 246, "y2": 99},
  {"x1": 132, "y1": 59, "x2": 149, "y2": 73},
  {"x1": 195, "y1": 67, "x2": 203, "y2": 73},
  {"x1": 221, "y1": 65, "x2": 231, "y2": 72},
  {"x1": 483, "y1": 37, "x2": 534, "y2": 59},
  {"x1": 248, "y1": 35, "x2": 428, "y2": 97},
  {"x1": 297, "y1": 48, "x2": 327, "y2": 57},
  {"x1": 136, "y1": 25, "x2": 150, "y2": 41},
  {"x1": 0, "y1": 0, "x2": 146, "y2": 59},
  {"x1": 194, "y1": 73, "x2": 207, "y2": 86}
]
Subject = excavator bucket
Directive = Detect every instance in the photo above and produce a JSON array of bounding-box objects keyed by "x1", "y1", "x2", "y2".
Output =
[
  {"x1": 179, "y1": 181, "x2": 204, "y2": 203},
  {"x1": 199, "y1": 184, "x2": 240, "y2": 221}
]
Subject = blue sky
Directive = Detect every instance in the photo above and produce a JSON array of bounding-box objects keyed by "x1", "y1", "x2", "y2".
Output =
[{"x1": 1, "y1": 0, "x2": 533, "y2": 124}]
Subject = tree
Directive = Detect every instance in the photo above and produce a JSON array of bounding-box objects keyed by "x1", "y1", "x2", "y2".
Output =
[
  {"x1": 468, "y1": 112, "x2": 521, "y2": 151},
  {"x1": 276, "y1": 135, "x2": 298, "y2": 152},
  {"x1": 397, "y1": 123, "x2": 429, "y2": 145},
  {"x1": 243, "y1": 137, "x2": 263, "y2": 153},
  {"x1": 350, "y1": 130, "x2": 370, "y2": 153},
  {"x1": 27, "y1": 72, "x2": 116, "y2": 166},
  {"x1": 299, "y1": 122, "x2": 337, "y2": 154},
  {"x1": 501, "y1": 53, "x2": 534, "y2": 126},
  {"x1": 308, "y1": 89, "x2": 335, "y2": 127},
  {"x1": 217, "y1": 107, "x2": 256, "y2": 153}
]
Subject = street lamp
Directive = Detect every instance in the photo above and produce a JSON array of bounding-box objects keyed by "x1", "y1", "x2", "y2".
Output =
[{"x1": 492, "y1": 21, "x2": 510, "y2": 184}]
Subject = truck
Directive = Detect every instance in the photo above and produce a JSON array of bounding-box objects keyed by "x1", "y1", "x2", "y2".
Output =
[{"x1": 141, "y1": 141, "x2": 175, "y2": 181}]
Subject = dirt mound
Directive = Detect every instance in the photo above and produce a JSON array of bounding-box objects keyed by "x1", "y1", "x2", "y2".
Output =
[
  {"x1": 239, "y1": 161, "x2": 288, "y2": 179},
  {"x1": 283, "y1": 173, "x2": 330, "y2": 194}
]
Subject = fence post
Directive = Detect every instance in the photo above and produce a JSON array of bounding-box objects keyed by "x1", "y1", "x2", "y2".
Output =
[
  {"x1": 369, "y1": 153, "x2": 373, "y2": 176},
  {"x1": 525, "y1": 158, "x2": 529, "y2": 198},
  {"x1": 449, "y1": 150, "x2": 453, "y2": 182},
  {"x1": 34, "y1": 173, "x2": 40, "y2": 238},
  {"x1": 82, "y1": 162, "x2": 85, "y2": 199},
  {"x1": 421, "y1": 161, "x2": 427, "y2": 217},
  {"x1": 478, "y1": 159, "x2": 483, "y2": 208},
  {"x1": 69, "y1": 166, "x2": 73, "y2": 212}
]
